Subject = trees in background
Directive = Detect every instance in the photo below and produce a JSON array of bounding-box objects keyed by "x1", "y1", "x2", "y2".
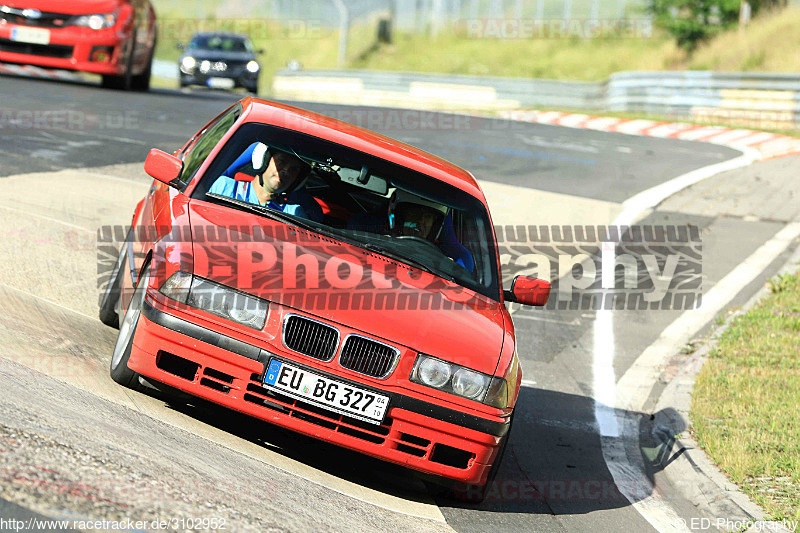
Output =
[{"x1": 649, "y1": 0, "x2": 785, "y2": 51}]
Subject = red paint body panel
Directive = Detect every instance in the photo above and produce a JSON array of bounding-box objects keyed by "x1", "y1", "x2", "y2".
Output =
[
  {"x1": 119, "y1": 98, "x2": 525, "y2": 485},
  {"x1": 0, "y1": 0, "x2": 155, "y2": 76},
  {"x1": 127, "y1": 294, "x2": 502, "y2": 485},
  {"x1": 187, "y1": 199, "x2": 507, "y2": 376}
]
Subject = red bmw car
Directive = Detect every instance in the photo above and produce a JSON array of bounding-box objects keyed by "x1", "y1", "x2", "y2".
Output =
[
  {"x1": 100, "y1": 98, "x2": 550, "y2": 499},
  {"x1": 0, "y1": 0, "x2": 156, "y2": 90}
]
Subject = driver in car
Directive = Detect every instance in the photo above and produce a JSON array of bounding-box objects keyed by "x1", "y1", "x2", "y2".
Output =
[
  {"x1": 209, "y1": 142, "x2": 323, "y2": 222},
  {"x1": 350, "y1": 190, "x2": 475, "y2": 272}
]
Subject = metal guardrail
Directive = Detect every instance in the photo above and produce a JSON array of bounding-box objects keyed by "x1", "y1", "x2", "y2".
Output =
[{"x1": 272, "y1": 69, "x2": 800, "y2": 129}]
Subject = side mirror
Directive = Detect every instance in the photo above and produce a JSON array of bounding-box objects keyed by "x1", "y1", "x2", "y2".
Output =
[
  {"x1": 505, "y1": 276, "x2": 550, "y2": 306},
  {"x1": 176, "y1": 43, "x2": 185, "y2": 50},
  {"x1": 144, "y1": 149, "x2": 183, "y2": 185},
  {"x1": 257, "y1": 48, "x2": 265, "y2": 54}
]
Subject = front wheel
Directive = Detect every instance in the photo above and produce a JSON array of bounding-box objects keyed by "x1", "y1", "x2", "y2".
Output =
[
  {"x1": 98, "y1": 236, "x2": 128, "y2": 329},
  {"x1": 101, "y1": 33, "x2": 135, "y2": 90},
  {"x1": 131, "y1": 40, "x2": 154, "y2": 91},
  {"x1": 110, "y1": 261, "x2": 150, "y2": 391}
]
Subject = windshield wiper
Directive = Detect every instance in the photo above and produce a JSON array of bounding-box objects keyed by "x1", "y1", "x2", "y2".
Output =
[{"x1": 360, "y1": 242, "x2": 455, "y2": 283}]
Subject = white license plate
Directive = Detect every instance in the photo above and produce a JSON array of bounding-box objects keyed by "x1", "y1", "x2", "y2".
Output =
[
  {"x1": 11, "y1": 27, "x2": 51, "y2": 45},
  {"x1": 264, "y1": 359, "x2": 390, "y2": 425},
  {"x1": 207, "y1": 77, "x2": 235, "y2": 89}
]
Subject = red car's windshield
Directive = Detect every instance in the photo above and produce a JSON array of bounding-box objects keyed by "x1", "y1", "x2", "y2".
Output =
[{"x1": 191, "y1": 123, "x2": 502, "y2": 302}]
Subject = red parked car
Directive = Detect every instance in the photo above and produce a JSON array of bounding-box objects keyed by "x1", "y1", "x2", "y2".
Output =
[
  {"x1": 100, "y1": 98, "x2": 550, "y2": 499},
  {"x1": 0, "y1": 0, "x2": 156, "y2": 90}
]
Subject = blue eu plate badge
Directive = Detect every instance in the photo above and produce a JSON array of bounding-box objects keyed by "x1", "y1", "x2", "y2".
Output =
[{"x1": 265, "y1": 360, "x2": 282, "y2": 386}]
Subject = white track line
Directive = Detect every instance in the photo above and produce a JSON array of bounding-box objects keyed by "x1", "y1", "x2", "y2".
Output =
[
  {"x1": 0, "y1": 204, "x2": 95, "y2": 233},
  {"x1": 617, "y1": 221, "x2": 800, "y2": 411},
  {"x1": 0, "y1": 282, "x2": 97, "y2": 322},
  {"x1": 83, "y1": 171, "x2": 152, "y2": 185},
  {"x1": 613, "y1": 150, "x2": 760, "y2": 227},
  {"x1": 593, "y1": 148, "x2": 761, "y2": 532}
]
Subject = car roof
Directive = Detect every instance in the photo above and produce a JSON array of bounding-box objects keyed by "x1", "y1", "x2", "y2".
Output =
[{"x1": 238, "y1": 98, "x2": 486, "y2": 201}]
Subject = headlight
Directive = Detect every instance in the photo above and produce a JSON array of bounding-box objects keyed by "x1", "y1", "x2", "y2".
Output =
[
  {"x1": 160, "y1": 271, "x2": 268, "y2": 330},
  {"x1": 411, "y1": 354, "x2": 504, "y2": 405},
  {"x1": 72, "y1": 13, "x2": 116, "y2": 29},
  {"x1": 181, "y1": 56, "x2": 196, "y2": 72},
  {"x1": 416, "y1": 357, "x2": 452, "y2": 388},
  {"x1": 452, "y1": 368, "x2": 489, "y2": 400},
  {"x1": 246, "y1": 60, "x2": 260, "y2": 73}
]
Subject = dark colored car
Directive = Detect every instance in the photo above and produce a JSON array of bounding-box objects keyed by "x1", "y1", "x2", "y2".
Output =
[
  {"x1": 178, "y1": 32, "x2": 260, "y2": 94},
  {"x1": 0, "y1": 0, "x2": 157, "y2": 90}
]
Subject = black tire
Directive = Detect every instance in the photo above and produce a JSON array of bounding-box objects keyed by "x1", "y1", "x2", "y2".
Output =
[
  {"x1": 131, "y1": 41, "x2": 154, "y2": 91},
  {"x1": 98, "y1": 236, "x2": 128, "y2": 329},
  {"x1": 102, "y1": 33, "x2": 135, "y2": 90},
  {"x1": 452, "y1": 412, "x2": 514, "y2": 503},
  {"x1": 109, "y1": 261, "x2": 150, "y2": 391}
]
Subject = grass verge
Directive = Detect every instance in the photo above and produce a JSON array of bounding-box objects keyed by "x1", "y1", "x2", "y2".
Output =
[
  {"x1": 350, "y1": 6, "x2": 800, "y2": 79},
  {"x1": 349, "y1": 29, "x2": 679, "y2": 81},
  {"x1": 691, "y1": 269, "x2": 800, "y2": 521}
]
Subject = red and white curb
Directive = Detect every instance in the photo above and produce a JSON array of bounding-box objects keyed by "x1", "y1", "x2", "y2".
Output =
[
  {"x1": 0, "y1": 62, "x2": 80, "y2": 81},
  {"x1": 500, "y1": 109, "x2": 800, "y2": 161}
]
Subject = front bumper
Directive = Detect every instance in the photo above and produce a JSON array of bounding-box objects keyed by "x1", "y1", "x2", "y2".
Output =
[
  {"x1": 180, "y1": 69, "x2": 258, "y2": 90},
  {"x1": 128, "y1": 294, "x2": 509, "y2": 485},
  {"x1": 0, "y1": 24, "x2": 127, "y2": 74}
]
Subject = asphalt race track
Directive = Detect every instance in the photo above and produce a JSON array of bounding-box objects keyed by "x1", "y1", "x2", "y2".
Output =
[{"x1": 0, "y1": 72, "x2": 798, "y2": 533}]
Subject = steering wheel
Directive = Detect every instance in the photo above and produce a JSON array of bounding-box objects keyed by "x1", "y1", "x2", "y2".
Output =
[{"x1": 396, "y1": 235, "x2": 441, "y2": 253}]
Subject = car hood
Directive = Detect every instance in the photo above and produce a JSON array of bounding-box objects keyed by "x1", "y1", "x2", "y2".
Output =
[
  {"x1": 188, "y1": 201, "x2": 507, "y2": 374},
  {"x1": 4, "y1": 0, "x2": 122, "y2": 14},
  {"x1": 182, "y1": 50, "x2": 255, "y2": 62}
]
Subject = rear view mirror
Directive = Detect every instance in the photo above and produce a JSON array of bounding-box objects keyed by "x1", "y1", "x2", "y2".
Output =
[
  {"x1": 144, "y1": 149, "x2": 183, "y2": 185},
  {"x1": 506, "y1": 276, "x2": 550, "y2": 306},
  {"x1": 337, "y1": 167, "x2": 389, "y2": 195}
]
